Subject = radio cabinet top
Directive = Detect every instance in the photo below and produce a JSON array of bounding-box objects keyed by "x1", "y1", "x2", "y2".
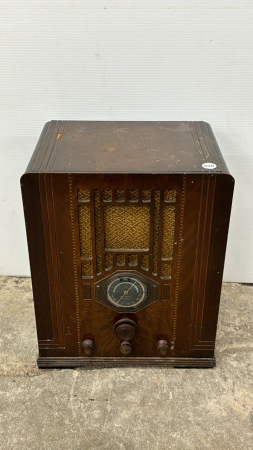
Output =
[{"x1": 24, "y1": 121, "x2": 230, "y2": 175}]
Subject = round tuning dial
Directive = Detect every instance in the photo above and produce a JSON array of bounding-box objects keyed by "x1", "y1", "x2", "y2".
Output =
[
  {"x1": 107, "y1": 276, "x2": 148, "y2": 312},
  {"x1": 82, "y1": 339, "x2": 94, "y2": 356},
  {"x1": 156, "y1": 339, "x2": 169, "y2": 356}
]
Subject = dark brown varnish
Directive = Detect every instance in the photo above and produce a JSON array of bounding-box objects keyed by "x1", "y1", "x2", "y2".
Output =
[{"x1": 21, "y1": 121, "x2": 234, "y2": 368}]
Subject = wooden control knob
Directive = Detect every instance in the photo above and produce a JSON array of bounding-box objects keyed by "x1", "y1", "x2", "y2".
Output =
[
  {"x1": 120, "y1": 341, "x2": 132, "y2": 355},
  {"x1": 156, "y1": 339, "x2": 169, "y2": 356},
  {"x1": 82, "y1": 339, "x2": 94, "y2": 356},
  {"x1": 114, "y1": 318, "x2": 138, "y2": 341},
  {"x1": 114, "y1": 318, "x2": 138, "y2": 355}
]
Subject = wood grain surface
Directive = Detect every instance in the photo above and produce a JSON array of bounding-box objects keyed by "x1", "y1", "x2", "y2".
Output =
[{"x1": 21, "y1": 122, "x2": 234, "y2": 367}]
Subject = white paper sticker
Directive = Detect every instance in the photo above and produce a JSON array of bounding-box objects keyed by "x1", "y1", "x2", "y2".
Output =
[{"x1": 202, "y1": 163, "x2": 217, "y2": 170}]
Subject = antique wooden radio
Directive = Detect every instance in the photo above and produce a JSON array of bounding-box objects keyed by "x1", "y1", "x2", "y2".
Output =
[{"x1": 21, "y1": 121, "x2": 234, "y2": 368}]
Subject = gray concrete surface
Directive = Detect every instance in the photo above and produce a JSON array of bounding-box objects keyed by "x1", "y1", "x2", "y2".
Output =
[{"x1": 0, "y1": 277, "x2": 253, "y2": 450}]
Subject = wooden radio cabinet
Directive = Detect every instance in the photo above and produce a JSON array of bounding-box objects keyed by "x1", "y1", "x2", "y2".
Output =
[{"x1": 21, "y1": 121, "x2": 234, "y2": 368}]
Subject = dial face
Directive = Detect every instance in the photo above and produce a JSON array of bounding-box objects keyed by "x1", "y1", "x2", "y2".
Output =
[{"x1": 106, "y1": 276, "x2": 148, "y2": 311}]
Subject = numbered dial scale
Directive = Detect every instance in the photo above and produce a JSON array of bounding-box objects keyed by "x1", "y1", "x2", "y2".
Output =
[
  {"x1": 107, "y1": 276, "x2": 147, "y2": 310},
  {"x1": 94, "y1": 272, "x2": 159, "y2": 313}
]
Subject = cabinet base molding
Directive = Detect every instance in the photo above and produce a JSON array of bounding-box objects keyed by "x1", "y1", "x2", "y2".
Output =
[{"x1": 37, "y1": 356, "x2": 216, "y2": 369}]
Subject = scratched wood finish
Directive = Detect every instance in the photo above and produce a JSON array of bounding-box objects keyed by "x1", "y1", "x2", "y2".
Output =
[{"x1": 21, "y1": 121, "x2": 234, "y2": 367}]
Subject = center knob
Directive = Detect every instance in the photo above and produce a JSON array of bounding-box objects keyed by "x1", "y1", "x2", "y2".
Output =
[
  {"x1": 113, "y1": 318, "x2": 138, "y2": 354},
  {"x1": 114, "y1": 317, "x2": 138, "y2": 341}
]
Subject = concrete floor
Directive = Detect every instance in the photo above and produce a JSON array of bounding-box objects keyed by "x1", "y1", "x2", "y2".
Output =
[{"x1": 0, "y1": 277, "x2": 252, "y2": 450}]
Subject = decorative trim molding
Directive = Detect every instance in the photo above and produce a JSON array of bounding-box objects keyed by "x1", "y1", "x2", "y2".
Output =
[
  {"x1": 68, "y1": 174, "x2": 82, "y2": 356},
  {"x1": 37, "y1": 356, "x2": 216, "y2": 368},
  {"x1": 171, "y1": 175, "x2": 186, "y2": 353}
]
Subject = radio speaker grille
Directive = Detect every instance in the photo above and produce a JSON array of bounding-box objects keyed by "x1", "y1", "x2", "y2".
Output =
[
  {"x1": 128, "y1": 254, "x2": 138, "y2": 266},
  {"x1": 161, "y1": 205, "x2": 176, "y2": 259},
  {"x1": 164, "y1": 189, "x2": 177, "y2": 202},
  {"x1": 105, "y1": 253, "x2": 113, "y2": 270},
  {"x1": 78, "y1": 187, "x2": 177, "y2": 278},
  {"x1": 141, "y1": 254, "x2": 149, "y2": 271},
  {"x1": 77, "y1": 189, "x2": 90, "y2": 201},
  {"x1": 161, "y1": 262, "x2": 172, "y2": 278},
  {"x1": 116, "y1": 254, "x2": 125, "y2": 265},
  {"x1": 82, "y1": 262, "x2": 93, "y2": 278},
  {"x1": 104, "y1": 205, "x2": 150, "y2": 250},
  {"x1": 152, "y1": 190, "x2": 161, "y2": 275},
  {"x1": 94, "y1": 189, "x2": 102, "y2": 275},
  {"x1": 78, "y1": 206, "x2": 92, "y2": 259}
]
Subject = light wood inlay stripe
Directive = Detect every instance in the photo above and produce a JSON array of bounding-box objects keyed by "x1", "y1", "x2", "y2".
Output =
[
  {"x1": 172, "y1": 176, "x2": 186, "y2": 353},
  {"x1": 68, "y1": 174, "x2": 81, "y2": 356}
]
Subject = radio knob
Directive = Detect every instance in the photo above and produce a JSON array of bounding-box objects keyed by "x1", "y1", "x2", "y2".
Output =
[
  {"x1": 82, "y1": 339, "x2": 94, "y2": 356},
  {"x1": 114, "y1": 318, "x2": 138, "y2": 341},
  {"x1": 156, "y1": 339, "x2": 169, "y2": 356},
  {"x1": 114, "y1": 318, "x2": 138, "y2": 355},
  {"x1": 120, "y1": 341, "x2": 132, "y2": 355}
]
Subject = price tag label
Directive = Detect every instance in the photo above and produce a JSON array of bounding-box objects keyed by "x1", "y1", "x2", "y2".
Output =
[{"x1": 202, "y1": 163, "x2": 217, "y2": 170}]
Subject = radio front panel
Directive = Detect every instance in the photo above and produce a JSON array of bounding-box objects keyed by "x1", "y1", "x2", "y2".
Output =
[{"x1": 46, "y1": 173, "x2": 182, "y2": 358}]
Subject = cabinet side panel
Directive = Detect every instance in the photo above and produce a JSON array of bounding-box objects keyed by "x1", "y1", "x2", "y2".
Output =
[
  {"x1": 20, "y1": 173, "x2": 53, "y2": 339},
  {"x1": 201, "y1": 174, "x2": 234, "y2": 342}
]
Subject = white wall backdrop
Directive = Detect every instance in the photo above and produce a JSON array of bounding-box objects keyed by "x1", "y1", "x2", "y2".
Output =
[{"x1": 1, "y1": 1, "x2": 253, "y2": 282}]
